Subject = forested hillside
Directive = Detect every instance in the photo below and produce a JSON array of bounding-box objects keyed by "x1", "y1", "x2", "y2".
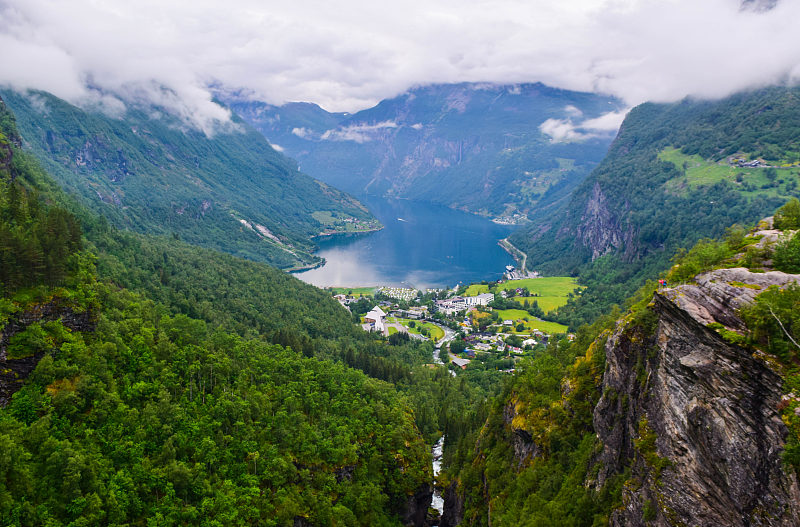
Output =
[
  {"x1": 227, "y1": 83, "x2": 622, "y2": 219},
  {"x1": 511, "y1": 86, "x2": 800, "y2": 328},
  {"x1": 0, "y1": 93, "x2": 470, "y2": 526},
  {"x1": 1, "y1": 89, "x2": 376, "y2": 271}
]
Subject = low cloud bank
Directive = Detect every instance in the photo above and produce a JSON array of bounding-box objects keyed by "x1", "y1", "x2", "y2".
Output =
[{"x1": 2, "y1": 0, "x2": 798, "y2": 134}]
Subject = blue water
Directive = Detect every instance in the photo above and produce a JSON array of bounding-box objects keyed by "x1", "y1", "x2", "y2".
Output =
[{"x1": 295, "y1": 195, "x2": 516, "y2": 289}]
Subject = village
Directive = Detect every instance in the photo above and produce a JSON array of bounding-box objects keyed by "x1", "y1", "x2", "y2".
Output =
[{"x1": 330, "y1": 266, "x2": 578, "y2": 374}]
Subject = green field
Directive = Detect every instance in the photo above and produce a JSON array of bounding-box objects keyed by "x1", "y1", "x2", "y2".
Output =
[
  {"x1": 512, "y1": 295, "x2": 567, "y2": 312},
  {"x1": 330, "y1": 286, "x2": 375, "y2": 297},
  {"x1": 464, "y1": 283, "x2": 490, "y2": 296},
  {"x1": 659, "y1": 147, "x2": 800, "y2": 197},
  {"x1": 465, "y1": 277, "x2": 578, "y2": 298},
  {"x1": 463, "y1": 277, "x2": 577, "y2": 314},
  {"x1": 495, "y1": 309, "x2": 568, "y2": 334},
  {"x1": 498, "y1": 277, "x2": 578, "y2": 296},
  {"x1": 387, "y1": 317, "x2": 444, "y2": 341}
]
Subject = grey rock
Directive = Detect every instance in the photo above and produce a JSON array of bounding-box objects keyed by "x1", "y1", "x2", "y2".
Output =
[{"x1": 595, "y1": 268, "x2": 800, "y2": 527}]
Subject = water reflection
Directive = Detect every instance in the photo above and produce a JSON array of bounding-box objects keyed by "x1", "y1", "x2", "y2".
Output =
[{"x1": 295, "y1": 196, "x2": 516, "y2": 288}]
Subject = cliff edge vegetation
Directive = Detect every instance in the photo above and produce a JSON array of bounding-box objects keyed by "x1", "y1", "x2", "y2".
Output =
[{"x1": 442, "y1": 199, "x2": 800, "y2": 526}]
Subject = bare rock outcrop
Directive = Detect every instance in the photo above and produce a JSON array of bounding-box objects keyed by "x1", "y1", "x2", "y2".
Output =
[
  {"x1": 576, "y1": 183, "x2": 637, "y2": 261},
  {"x1": 0, "y1": 300, "x2": 94, "y2": 407},
  {"x1": 594, "y1": 267, "x2": 800, "y2": 526}
]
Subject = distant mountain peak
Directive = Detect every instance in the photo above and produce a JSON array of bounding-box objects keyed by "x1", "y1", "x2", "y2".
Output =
[
  {"x1": 225, "y1": 81, "x2": 623, "y2": 219},
  {"x1": 740, "y1": 0, "x2": 779, "y2": 12}
]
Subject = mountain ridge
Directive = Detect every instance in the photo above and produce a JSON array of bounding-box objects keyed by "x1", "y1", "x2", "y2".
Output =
[
  {"x1": 0, "y1": 88, "x2": 377, "y2": 270},
  {"x1": 225, "y1": 82, "x2": 624, "y2": 219},
  {"x1": 511, "y1": 86, "x2": 800, "y2": 328}
]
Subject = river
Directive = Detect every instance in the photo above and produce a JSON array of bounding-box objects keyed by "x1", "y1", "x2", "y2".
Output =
[
  {"x1": 432, "y1": 436, "x2": 445, "y2": 519},
  {"x1": 295, "y1": 195, "x2": 516, "y2": 289}
]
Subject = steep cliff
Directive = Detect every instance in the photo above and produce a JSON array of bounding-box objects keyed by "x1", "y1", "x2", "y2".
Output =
[
  {"x1": 0, "y1": 299, "x2": 95, "y2": 407},
  {"x1": 595, "y1": 267, "x2": 800, "y2": 526},
  {"x1": 443, "y1": 220, "x2": 800, "y2": 525}
]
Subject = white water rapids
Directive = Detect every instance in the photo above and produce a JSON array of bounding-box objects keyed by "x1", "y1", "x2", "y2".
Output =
[{"x1": 432, "y1": 436, "x2": 444, "y2": 517}]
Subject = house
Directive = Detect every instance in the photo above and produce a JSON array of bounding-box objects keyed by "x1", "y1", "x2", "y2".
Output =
[
  {"x1": 522, "y1": 338, "x2": 537, "y2": 347},
  {"x1": 452, "y1": 357, "x2": 470, "y2": 370},
  {"x1": 364, "y1": 306, "x2": 387, "y2": 333},
  {"x1": 503, "y1": 320, "x2": 513, "y2": 326},
  {"x1": 393, "y1": 309, "x2": 423, "y2": 319},
  {"x1": 466, "y1": 349, "x2": 476, "y2": 358}
]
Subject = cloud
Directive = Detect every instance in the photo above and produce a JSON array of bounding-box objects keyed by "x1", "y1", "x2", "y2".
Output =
[
  {"x1": 540, "y1": 109, "x2": 629, "y2": 142},
  {"x1": 1, "y1": 0, "x2": 799, "y2": 132},
  {"x1": 320, "y1": 121, "x2": 398, "y2": 143},
  {"x1": 291, "y1": 127, "x2": 312, "y2": 138}
]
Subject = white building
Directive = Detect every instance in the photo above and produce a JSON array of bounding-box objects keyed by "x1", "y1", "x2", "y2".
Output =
[
  {"x1": 463, "y1": 293, "x2": 494, "y2": 306},
  {"x1": 435, "y1": 292, "x2": 494, "y2": 315},
  {"x1": 364, "y1": 306, "x2": 387, "y2": 333}
]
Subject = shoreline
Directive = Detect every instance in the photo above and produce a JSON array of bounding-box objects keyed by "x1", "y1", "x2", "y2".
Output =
[
  {"x1": 313, "y1": 224, "x2": 384, "y2": 239},
  {"x1": 286, "y1": 257, "x2": 326, "y2": 274},
  {"x1": 498, "y1": 238, "x2": 528, "y2": 273}
]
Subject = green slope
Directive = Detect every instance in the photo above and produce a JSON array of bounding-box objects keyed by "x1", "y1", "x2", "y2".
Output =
[
  {"x1": 510, "y1": 86, "x2": 800, "y2": 328},
  {"x1": 0, "y1": 94, "x2": 438, "y2": 526},
  {"x1": 1, "y1": 89, "x2": 375, "y2": 270}
]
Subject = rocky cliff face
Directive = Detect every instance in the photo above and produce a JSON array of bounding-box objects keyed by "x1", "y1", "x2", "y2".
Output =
[
  {"x1": 439, "y1": 481, "x2": 465, "y2": 527},
  {"x1": 0, "y1": 300, "x2": 94, "y2": 407},
  {"x1": 594, "y1": 266, "x2": 800, "y2": 526},
  {"x1": 575, "y1": 182, "x2": 638, "y2": 261},
  {"x1": 400, "y1": 483, "x2": 434, "y2": 527}
]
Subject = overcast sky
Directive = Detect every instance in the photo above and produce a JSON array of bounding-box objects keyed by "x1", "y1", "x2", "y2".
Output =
[{"x1": 2, "y1": 0, "x2": 799, "y2": 130}]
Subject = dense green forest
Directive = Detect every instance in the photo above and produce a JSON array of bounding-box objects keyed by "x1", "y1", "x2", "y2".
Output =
[
  {"x1": 1, "y1": 89, "x2": 375, "y2": 271},
  {"x1": 8, "y1": 80, "x2": 800, "y2": 525},
  {"x1": 511, "y1": 87, "x2": 800, "y2": 329},
  {"x1": 0, "y1": 93, "x2": 508, "y2": 525}
]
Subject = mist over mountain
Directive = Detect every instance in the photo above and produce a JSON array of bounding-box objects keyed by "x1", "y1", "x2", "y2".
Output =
[{"x1": 226, "y1": 82, "x2": 624, "y2": 218}]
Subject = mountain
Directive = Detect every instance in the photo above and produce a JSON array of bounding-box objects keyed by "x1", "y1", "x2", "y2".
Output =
[
  {"x1": 225, "y1": 83, "x2": 623, "y2": 219},
  {"x1": 0, "y1": 89, "x2": 379, "y2": 271},
  {"x1": 510, "y1": 86, "x2": 800, "y2": 328},
  {"x1": 441, "y1": 216, "x2": 800, "y2": 525}
]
